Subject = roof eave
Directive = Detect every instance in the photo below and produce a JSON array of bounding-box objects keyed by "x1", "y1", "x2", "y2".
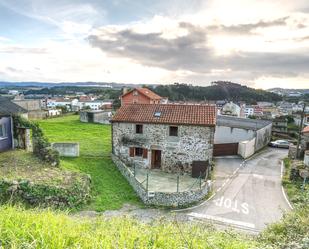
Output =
[{"x1": 111, "y1": 120, "x2": 216, "y2": 127}]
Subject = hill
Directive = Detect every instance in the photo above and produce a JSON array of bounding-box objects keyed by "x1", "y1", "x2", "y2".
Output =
[{"x1": 153, "y1": 81, "x2": 282, "y2": 103}]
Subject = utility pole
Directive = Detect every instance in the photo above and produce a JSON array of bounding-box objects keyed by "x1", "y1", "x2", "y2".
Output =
[{"x1": 296, "y1": 102, "x2": 306, "y2": 159}]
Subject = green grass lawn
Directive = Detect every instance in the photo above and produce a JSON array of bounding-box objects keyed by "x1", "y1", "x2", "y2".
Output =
[
  {"x1": 282, "y1": 158, "x2": 309, "y2": 207},
  {"x1": 37, "y1": 115, "x2": 140, "y2": 211}
]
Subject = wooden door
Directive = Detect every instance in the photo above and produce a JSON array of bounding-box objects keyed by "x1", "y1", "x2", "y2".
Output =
[
  {"x1": 151, "y1": 150, "x2": 161, "y2": 169},
  {"x1": 213, "y1": 143, "x2": 239, "y2": 156}
]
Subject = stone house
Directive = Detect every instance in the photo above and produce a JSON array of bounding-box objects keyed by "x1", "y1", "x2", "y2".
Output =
[
  {"x1": 121, "y1": 88, "x2": 163, "y2": 106},
  {"x1": 0, "y1": 96, "x2": 27, "y2": 152},
  {"x1": 111, "y1": 104, "x2": 216, "y2": 175}
]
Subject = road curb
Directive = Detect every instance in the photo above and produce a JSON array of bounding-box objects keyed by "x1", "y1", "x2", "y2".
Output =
[{"x1": 280, "y1": 161, "x2": 294, "y2": 210}]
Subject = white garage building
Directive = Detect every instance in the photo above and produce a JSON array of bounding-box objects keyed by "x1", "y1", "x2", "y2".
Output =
[{"x1": 214, "y1": 115, "x2": 272, "y2": 158}]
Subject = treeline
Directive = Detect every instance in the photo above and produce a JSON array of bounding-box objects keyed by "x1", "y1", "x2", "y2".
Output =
[
  {"x1": 25, "y1": 86, "x2": 122, "y2": 100},
  {"x1": 152, "y1": 81, "x2": 282, "y2": 103}
]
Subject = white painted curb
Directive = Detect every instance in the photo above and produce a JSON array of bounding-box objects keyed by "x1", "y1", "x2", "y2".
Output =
[{"x1": 281, "y1": 161, "x2": 294, "y2": 210}]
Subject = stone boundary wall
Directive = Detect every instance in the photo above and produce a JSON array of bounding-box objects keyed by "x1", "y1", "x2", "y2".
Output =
[
  {"x1": 112, "y1": 154, "x2": 210, "y2": 207},
  {"x1": 52, "y1": 143, "x2": 79, "y2": 157}
]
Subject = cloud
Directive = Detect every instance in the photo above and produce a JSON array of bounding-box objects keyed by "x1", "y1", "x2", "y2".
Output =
[
  {"x1": 88, "y1": 20, "x2": 309, "y2": 80},
  {"x1": 207, "y1": 16, "x2": 290, "y2": 35},
  {"x1": 0, "y1": 46, "x2": 48, "y2": 54}
]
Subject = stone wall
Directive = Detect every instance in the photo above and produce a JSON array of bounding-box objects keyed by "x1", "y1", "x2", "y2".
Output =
[
  {"x1": 52, "y1": 143, "x2": 79, "y2": 157},
  {"x1": 112, "y1": 154, "x2": 210, "y2": 207},
  {"x1": 112, "y1": 122, "x2": 214, "y2": 174}
]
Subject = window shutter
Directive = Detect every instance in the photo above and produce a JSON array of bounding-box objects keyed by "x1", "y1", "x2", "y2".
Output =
[
  {"x1": 143, "y1": 149, "x2": 148, "y2": 159},
  {"x1": 129, "y1": 147, "x2": 134, "y2": 157}
]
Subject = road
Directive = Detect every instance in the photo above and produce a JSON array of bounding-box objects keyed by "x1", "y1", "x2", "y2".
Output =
[{"x1": 183, "y1": 148, "x2": 291, "y2": 232}]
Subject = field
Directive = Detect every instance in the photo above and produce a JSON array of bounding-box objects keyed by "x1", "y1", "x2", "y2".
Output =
[{"x1": 38, "y1": 115, "x2": 140, "y2": 211}]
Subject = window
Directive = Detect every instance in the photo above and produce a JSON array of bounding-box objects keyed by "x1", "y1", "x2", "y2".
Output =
[
  {"x1": 136, "y1": 124, "x2": 143, "y2": 134},
  {"x1": 135, "y1": 147, "x2": 143, "y2": 157},
  {"x1": 154, "y1": 111, "x2": 161, "y2": 117},
  {"x1": 133, "y1": 90, "x2": 138, "y2": 96},
  {"x1": 0, "y1": 124, "x2": 7, "y2": 138},
  {"x1": 169, "y1": 126, "x2": 178, "y2": 136}
]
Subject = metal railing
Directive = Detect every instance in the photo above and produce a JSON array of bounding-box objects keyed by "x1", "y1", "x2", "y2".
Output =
[{"x1": 132, "y1": 165, "x2": 204, "y2": 193}]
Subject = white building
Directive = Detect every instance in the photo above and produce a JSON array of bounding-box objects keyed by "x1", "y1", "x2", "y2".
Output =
[
  {"x1": 244, "y1": 106, "x2": 254, "y2": 117},
  {"x1": 47, "y1": 109, "x2": 61, "y2": 117}
]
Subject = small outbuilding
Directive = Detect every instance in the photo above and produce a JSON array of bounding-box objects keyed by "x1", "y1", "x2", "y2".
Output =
[
  {"x1": 80, "y1": 110, "x2": 112, "y2": 124},
  {"x1": 214, "y1": 115, "x2": 272, "y2": 158}
]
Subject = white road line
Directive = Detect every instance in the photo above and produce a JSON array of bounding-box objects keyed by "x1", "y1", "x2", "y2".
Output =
[
  {"x1": 188, "y1": 212, "x2": 256, "y2": 229},
  {"x1": 280, "y1": 161, "x2": 294, "y2": 210}
]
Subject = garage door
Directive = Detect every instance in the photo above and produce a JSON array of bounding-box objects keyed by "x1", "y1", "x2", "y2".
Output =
[{"x1": 213, "y1": 143, "x2": 238, "y2": 156}]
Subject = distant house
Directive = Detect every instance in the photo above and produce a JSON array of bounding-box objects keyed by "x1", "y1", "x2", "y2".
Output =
[
  {"x1": 111, "y1": 104, "x2": 216, "y2": 174},
  {"x1": 13, "y1": 96, "x2": 47, "y2": 120},
  {"x1": 272, "y1": 118, "x2": 288, "y2": 133},
  {"x1": 120, "y1": 88, "x2": 163, "y2": 106},
  {"x1": 243, "y1": 106, "x2": 254, "y2": 118},
  {"x1": 0, "y1": 97, "x2": 27, "y2": 152},
  {"x1": 47, "y1": 109, "x2": 61, "y2": 117},
  {"x1": 78, "y1": 100, "x2": 113, "y2": 110}
]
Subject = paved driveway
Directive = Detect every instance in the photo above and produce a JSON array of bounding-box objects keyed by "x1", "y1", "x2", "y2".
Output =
[{"x1": 182, "y1": 148, "x2": 291, "y2": 232}]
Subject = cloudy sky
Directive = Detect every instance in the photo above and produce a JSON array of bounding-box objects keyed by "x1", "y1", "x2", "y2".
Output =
[{"x1": 0, "y1": 0, "x2": 308, "y2": 89}]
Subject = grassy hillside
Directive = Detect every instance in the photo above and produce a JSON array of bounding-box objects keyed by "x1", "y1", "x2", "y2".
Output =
[
  {"x1": 37, "y1": 115, "x2": 140, "y2": 211},
  {"x1": 0, "y1": 205, "x2": 259, "y2": 249},
  {"x1": 153, "y1": 82, "x2": 282, "y2": 103},
  {"x1": 1, "y1": 204, "x2": 308, "y2": 248}
]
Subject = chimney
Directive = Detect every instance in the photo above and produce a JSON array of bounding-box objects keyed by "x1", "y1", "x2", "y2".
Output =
[{"x1": 123, "y1": 87, "x2": 128, "y2": 95}]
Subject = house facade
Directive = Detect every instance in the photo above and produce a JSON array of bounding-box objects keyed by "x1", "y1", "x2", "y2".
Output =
[
  {"x1": 111, "y1": 104, "x2": 216, "y2": 174},
  {"x1": 0, "y1": 97, "x2": 27, "y2": 152},
  {"x1": 121, "y1": 88, "x2": 163, "y2": 106}
]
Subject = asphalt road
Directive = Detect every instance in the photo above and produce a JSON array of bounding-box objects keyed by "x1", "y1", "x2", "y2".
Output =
[{"x1": 184, "y1": 148, "x2": 291, "y2": 232}]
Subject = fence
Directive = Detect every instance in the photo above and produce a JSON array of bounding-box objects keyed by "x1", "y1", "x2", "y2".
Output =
[{"x1": 112, "y1": 154, "x2": 211, "y2": 207}]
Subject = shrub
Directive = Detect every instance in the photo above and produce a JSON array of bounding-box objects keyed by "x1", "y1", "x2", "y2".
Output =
[
  {"x1": 0, "y1": 176, "x2": 91, "y2": 208},
  {"x1": 13, "y1": 115, "x2": 60, "y2": 166}
]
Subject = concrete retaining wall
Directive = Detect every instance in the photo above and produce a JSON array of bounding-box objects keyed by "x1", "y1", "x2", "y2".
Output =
[
  {"x1": 238, "y1": 138, "x2": 256, "y2": 159},
  {"x1": 112, "y1": 154, "x2": 210, "y2": 207},
  {"x1": 52, "y1": 143, "x2": 79, "y2": 157},
  {"x1": 255, "y1": 123, "x2": 272, "y2": 151}
]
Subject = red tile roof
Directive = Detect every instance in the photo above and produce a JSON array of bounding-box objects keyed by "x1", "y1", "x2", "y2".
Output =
[
  {"x1": 112, "y1": 104, "x2": 216, "y2": 126},
  {"x1": 303, "y1": 126, "x2": 309, "y2": 133},
  {"x1": 122, "y1": 88, "x2": 162, "y2": 100}
]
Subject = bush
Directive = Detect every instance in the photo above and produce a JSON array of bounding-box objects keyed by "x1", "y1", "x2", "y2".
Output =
[
  {"x1": 259, "y1": 206, "x2": 309, "y2": 248},
  {"x1": 0, "y1": 176, "x2": 91, "y2": 208},
  {"x1": 13, "y1": 115, "x2": 60, "y2": 166}
]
